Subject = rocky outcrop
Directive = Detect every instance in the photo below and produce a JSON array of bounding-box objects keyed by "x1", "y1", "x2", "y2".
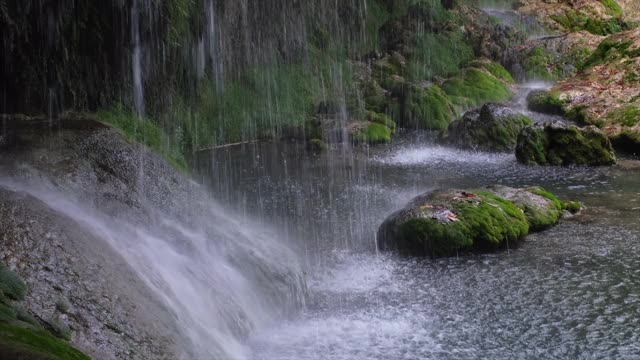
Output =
[
  {"x1": 516, "y1": 122, "x2": 616, "y2": 166},
  {"x1": 526, "y1": 28, "x2": 640, "y2": 154},
  {"x1": 377, "y1": 186, "x2": 578, "y2": 257},
  {"x1": 440, "y1": 103, "x2": 532, "y2": 152}
]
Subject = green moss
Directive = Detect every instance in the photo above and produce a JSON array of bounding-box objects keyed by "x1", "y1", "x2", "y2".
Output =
[
  {"x1": 523, "y1": 47, "x2": 558, "y2": 81},
  {"x1": 580, "y1": 38, "x2": 640, "y2": 70},
  {"x1": 599, "y1": 0, "x2": 623, "y2": 17},
  {"x1": 399, "y1": 218, "x2": 473, "y2": 257},
  {"x1": 607, "y1": 106, "x2": 640, "y2": 127},
  {"x1": 96, "y1": 106, "x2": 187, "y2": 171},
  {"x1": 0, "y1": 322, "x2": 90, "y2": 360},
  {"x1": 402, "y1": 85, "x2": 456, "y2": 130},
  {"x1": 0, "y1": 266, "x2": 26, "y2": 302},
  {"x1": 460, "y1": 192, "x2": 530, "y2": 248},
  {"x1": 563, "y1": 201, "x2": 582, "y2": 213},
  {"x1": 397, "y1": 191, "x2": 529, "y2": 256},
  {"x1": 517, "y1": 125, "x2": 616, "y2": 166},
  {"x1": 407, "y1": 31, "x2": 474, "y2": 81},
  {"x1": 473, "y1": 60, "x2": 515, "y2": 84},
  {"x1": 366, "y1": 111, "x2": 397, "y2": 132},
  {"x1": 0, "y1": 303, "x2": 17, "y2": 323},
  {"x1": 551, "y1": 9, "x2": 629, "y2": 35},
  {"x1": 353, "y1": 122, "x2": 392, "y2": 144},
  {"x1": 442, "y1": 105, "x2": 532, "y2": 151},
  {"x1": 448, "y1": 66, "x2": 512, "y2": 105},
  {"x1": 441, "y1": 68, "x2": 513, "y2": 108},
  {"x1": 526, "y1": 91, "x2": 567, "y2": 115}
]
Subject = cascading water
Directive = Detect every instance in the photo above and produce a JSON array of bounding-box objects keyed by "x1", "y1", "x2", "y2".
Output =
[
  {"x1": 0, "y1": 173, "x2": 306, "y2": 359},
  {"x1": 131, "y1": 0, "x2": 145, "y2": 117}
]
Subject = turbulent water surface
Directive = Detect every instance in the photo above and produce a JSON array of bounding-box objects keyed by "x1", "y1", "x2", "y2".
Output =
[{"x1": 196, "y1": 133, "x2": 640, "y2": 359}]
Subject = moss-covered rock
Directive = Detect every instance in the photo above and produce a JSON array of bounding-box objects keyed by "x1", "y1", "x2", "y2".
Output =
[
  {"x1": 516, "y1": 122, "x2": 617, "y2": 166},
  {"x1": 351, "y1": 122, "x2": 393, "y2": 144},
  {"x1": 366, "y1": 111, "x2": 397, "y2": 133},
  {"x1": 402, "y1": 85, "x2": 457, "y2": 130},
  {"x1": 377, "y1": 185, "x2": 577, "y2": 257},
  {"x1": 526, "y1": 90, "x2": 568, "y2": 115},
  {"x1": 440, "y1": 103, "x2": 532, "y2": 152},
  {"x1": 488, "y1": 185, "x2": 564, "y2": 231}
]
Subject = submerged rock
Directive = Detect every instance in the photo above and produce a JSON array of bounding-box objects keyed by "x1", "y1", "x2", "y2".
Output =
[
  {"x1": 377, "y1": 186, "x2": 577, "y2": 257},
  {"x1": 440, "y1": 103, "x2": 532, "y2": 152},
  {"x1": 516, "y1": 122, "x2": 616, "y2": 166}
]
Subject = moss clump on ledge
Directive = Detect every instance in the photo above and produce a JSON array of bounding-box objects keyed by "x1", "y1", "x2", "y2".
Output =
[
  {"x1": 351, "y1": 122, "x2": 393, "y2": 144},
  {"x1": 441, "y1": 66, "x2": 513, "y2": 109},
  {"x1": 402, "y1": 85, "x2": 457, "y2": 130},
  {"x1": 96, "y1": 107, "x2": 187, "y2": 171},
  {"x1": 526, "y1": 90, "x2": 567, "y2": 115}
]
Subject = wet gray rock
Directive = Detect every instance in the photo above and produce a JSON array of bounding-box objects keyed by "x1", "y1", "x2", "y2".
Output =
[
  {"x1": 0, "y1": 187, "x2": 180, "y2": 360},
  {"x1": 440, "y1": 103, "x2": 532, "y2": 152}
]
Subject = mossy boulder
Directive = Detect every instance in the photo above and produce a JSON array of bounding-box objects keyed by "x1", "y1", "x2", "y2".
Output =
[
  {"x1": 377, "y1": 186, "x2": 576, "y2": 257},
  {"x1": 516, "y1": 122, "x2": 616, "y2": 166},
  {"x1": 440, "y1": 103, "x2": 532, "y2": 152},
  {"x1": 350, "y1": 122, "x2": 393, "y2": 144},
  {"x1": 402, "y1": 85, "x2": 457, "y2": 130},
  {"x1": 378, "y1": 188, "x2": 529, "y2": 257},
  {"x1": 526, "y1": 90, "x2": 567, "y2": 115},
  {"x1": 366, "y1": 111, "x2": 397, "y2": 133}
]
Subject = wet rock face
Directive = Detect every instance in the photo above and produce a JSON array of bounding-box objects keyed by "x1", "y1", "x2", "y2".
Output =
[
  {"x1": 516, "y1": 122, "x2": 616, "y2": 166},
  {"x1": 440, "y1": 103, "x2": 532, "y2": 152},
  {"x1": 0, "y1": 188, "x2": 179, "y2": 360},
  {"x1": 377, "y1": 186, "x2": 576, "y2": 257}
]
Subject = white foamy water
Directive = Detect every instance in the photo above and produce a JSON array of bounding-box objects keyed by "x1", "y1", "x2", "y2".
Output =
[{"x1": 376, "y1": 145, "x2": 513, "y2": 167}]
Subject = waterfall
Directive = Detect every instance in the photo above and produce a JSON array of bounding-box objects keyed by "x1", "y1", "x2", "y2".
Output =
[{"x1": 131, "y1": 0, "x2": 145, "y2": 117}]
